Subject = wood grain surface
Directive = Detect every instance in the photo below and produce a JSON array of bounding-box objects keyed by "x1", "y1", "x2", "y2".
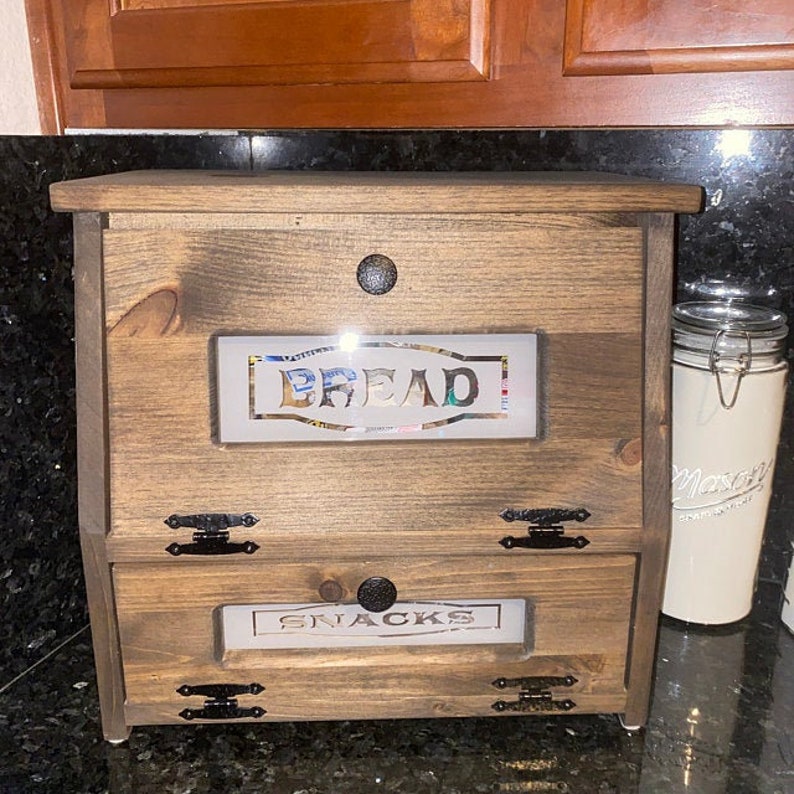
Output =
[
  {"x1": 50, "y1": 171, "x2": 705, "y2": 215},
  {"x1": 29, "y1": 0, "x2": 794, "y2": 130},
  {"x1": 66, "y1": 0, "x2": 491, "y2": 88},
  {"x1": 114, "y1": 555, "x2": 634, "y2": 722},
  {"x1": 623, "y1": 213, "x2": 676, "y2": 728},
  {"x1": 59, "y1": 171, "x2": 694, "y2": 733},
  {"x1": 564, "y1": 0, "x2": 794, "y2": 75},
  {"x1": 73, "y1": 214, "x2": 130, "y2": 742},
  {"x1": 100, "y1": 217, "x2": 645, "y2": 551}
]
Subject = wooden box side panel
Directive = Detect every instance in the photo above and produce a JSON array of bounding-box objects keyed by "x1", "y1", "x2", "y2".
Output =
[
  {"x1": 73, "y1": 212, "x2": 129, "y2": 742},
  {"x1": 624, "y1": 212, "x2": 675, "y2": 727}
]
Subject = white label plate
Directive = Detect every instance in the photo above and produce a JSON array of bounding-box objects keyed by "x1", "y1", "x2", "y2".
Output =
[
  {"x1": 216, "y1": 333, "x2": 537, "y2": 442},
  {"x1": 222, "y1": 599, "x2": 528, "y2": 650}
]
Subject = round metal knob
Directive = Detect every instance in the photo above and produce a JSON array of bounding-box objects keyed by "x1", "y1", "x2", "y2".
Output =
[
  {"x1": 356, "y1": 254, "x2": 397, "y2": 295},
  {"x1": 356, "y1": 576, "x2": 398, "y2": 613}
]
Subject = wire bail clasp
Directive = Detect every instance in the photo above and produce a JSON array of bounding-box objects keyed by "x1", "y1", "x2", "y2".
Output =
[{"x1": 709, "y1": 329, "x2": 752, "y2": 410}]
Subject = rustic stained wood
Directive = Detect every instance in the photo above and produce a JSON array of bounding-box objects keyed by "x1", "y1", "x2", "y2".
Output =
[
  {"x1": 106, "y1": 527, "x2": 643, "y2": 563},
  {"x1": 114, "y1": 556, "x2": 635, "y2": 722},
  {"x1": 98, "y1": 217, "x2": 644, "y2": 549},
  {"x1": 623, "y1": 213, "x2": 676, "y2": 728},
  {"x1": 101, "y1": 225, "x2": 645, "y2": 334},
  {"x1": 27, "y1": 0, "x2": 794, "y2": 130},
  {"x1": 73, "y1": 214, "x2": 129, "y2": 743},
  {"x1": 55, "y1": 171, "x2": 702, "y2": 737},
  {"x1": 51, "y1": 171, "x2": 705, "y2": 215}
]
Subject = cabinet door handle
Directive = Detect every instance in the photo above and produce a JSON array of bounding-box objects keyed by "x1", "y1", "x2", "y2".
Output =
[
  {"x1": 357, "y1": 253, "x2": 398, "y2": 294},
  {"x1": 357, "y1": 576, "x2": 398, "y2": 613}
]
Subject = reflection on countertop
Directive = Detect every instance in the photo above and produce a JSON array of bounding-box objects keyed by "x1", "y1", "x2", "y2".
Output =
[{"x1": 1, "y1": 583, "x2": 791, "y2": 794}]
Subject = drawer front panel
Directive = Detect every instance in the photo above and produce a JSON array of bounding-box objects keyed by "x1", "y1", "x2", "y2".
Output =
[
  {"x1": 103, "y1": 218, "x2": 644, "y2": 552},
  {"x1": 114, "y1": 555, "x2": 634, "y2": 723}
]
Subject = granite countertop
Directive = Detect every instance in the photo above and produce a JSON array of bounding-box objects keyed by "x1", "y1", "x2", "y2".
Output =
[
  {"x1": 1, "y1": 130, "x2": 793, "y2": 794},
  {"x1": 1, "y1": 582, "x2": 791, "y2": 794}
]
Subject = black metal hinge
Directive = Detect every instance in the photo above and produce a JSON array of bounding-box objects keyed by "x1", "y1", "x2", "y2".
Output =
[
  {"x1": 492, "y1": 690, "x2": 576, "y2": 713},
  {"x1": 492, "y1": 675, "x2": 578, "y2": 690},
  {"x1": 498, "y1": 507, "x2": 591, "y2": 550},
  {"x1": 164, "y1": 512, "x2": 260, "y2": 556},
  {"x1": 491, "y1": 673, "x2": 578, "y2": 713},
  {"x1": 177, "y1": 682, "x2": 266, "y2": 721}
]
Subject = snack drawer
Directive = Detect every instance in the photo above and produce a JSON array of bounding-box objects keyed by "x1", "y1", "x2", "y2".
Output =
[
  {"x1": 102, "y1": 214, "x2": 645, "y2": 557},
  {"x1": 114, "y1": 555, "x2": 635, "y2": 724}
]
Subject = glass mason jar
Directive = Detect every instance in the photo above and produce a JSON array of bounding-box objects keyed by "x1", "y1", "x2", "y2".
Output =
[
  {"x1": 663, "y1": 301, "x2": 789, "y2": 625},
  {"x1": 783, "y1": 540, "x2": 794, "y2": 633}
]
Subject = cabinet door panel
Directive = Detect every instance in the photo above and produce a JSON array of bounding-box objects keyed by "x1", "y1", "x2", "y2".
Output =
[
  {"x1": 564, "y1": 0, "x2": 794, "y2": 75},
  {"x1": 100, "y1": 219, "x2": 645, "y2": 556},
  {"x1": 114, "y1": 555, "x2": 634, "y2": 722},
  {"x1": 36, "y1": 0, "x2": 794, "y2": 129},
  {"x1": 65, "y1": 0, "x2": 491, "y2": 88}
]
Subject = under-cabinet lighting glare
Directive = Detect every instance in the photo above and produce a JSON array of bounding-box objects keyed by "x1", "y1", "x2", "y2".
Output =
[{"x1": 718, "y1": 129, "x2": 752, "y2": 160}]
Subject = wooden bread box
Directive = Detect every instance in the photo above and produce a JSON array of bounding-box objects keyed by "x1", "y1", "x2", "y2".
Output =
[{"x1": 50, "y1": 171, "x2": 703, "y2": 742}]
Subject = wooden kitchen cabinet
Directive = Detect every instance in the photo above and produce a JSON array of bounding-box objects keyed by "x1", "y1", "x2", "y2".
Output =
[
  {"x1": 28, "y1": 0, "x2": 794, "y2": 131},
  {"x1": 52, "y1": 171, "x2": 702, "y2": 742},
  {"x1": 54, "y1": 0, "x2": 491, "y2": 88}
]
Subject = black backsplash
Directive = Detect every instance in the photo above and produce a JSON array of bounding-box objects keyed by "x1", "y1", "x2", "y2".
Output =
[{"x1": 1, "y1": 131, "x2": 791, "y2": 685}]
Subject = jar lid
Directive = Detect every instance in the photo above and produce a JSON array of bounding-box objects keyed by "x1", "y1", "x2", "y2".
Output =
[{"x1": 673, "y1": 301, "x2": 788, "y2": 337}]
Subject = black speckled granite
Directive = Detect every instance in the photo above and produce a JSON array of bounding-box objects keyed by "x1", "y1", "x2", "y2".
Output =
[
  {"x1": 0, "y1": 135, "x2": 249, "y2": 682},
  {"x1": 1, "y1": 130, "x2": 792, "y2": 792},
  {"x1": 249, "y1": 130, "x2": 794, "y2": 318},
  {"x1": 1, "y1": 585, "x2": 791, "y2": 793}
]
